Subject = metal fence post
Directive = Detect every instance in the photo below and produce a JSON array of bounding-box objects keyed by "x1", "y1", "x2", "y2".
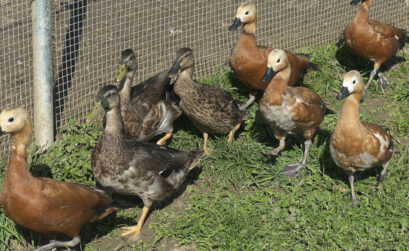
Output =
[{"x1": 32, "y1": 0, "x2": 54, "y2": 150}]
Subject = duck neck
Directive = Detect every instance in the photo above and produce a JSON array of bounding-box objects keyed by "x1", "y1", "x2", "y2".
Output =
[
  {"x1": 262, "y1": 68, "x2": 291, "y2": 106},
  {"x1": 174, "y1": 67, "x2": 194, "y2": 95},
  {"x1": 355, "y1": 0, "x2": 370, "y2": 22},
  {"x1": 337, "y1": 93, "x2": 362, "y2": 130},
  {"x1": 181, "y1": 67, "x2": 194, "y2": 79},
  {"x1": 119, "y1": 69, "x2": 136, "y2": 101},
  {"x1": 5, "y1": 121, "x2": 33, "y2": 183},
  {"x1": 243, "y1": 21, "x2": 256, "y2": 35},
  {"x1": 103, "y1": 106, "x2": 124, "y2": 138}
]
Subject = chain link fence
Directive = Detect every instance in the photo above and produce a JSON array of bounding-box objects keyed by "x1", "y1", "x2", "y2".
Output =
[{"x1": 1, "y1": 0, "x2": 408, "y2": 159}]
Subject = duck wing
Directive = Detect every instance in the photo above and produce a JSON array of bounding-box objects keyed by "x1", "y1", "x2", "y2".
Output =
[
  {"x1": 123, "y1": 141, "x2": 201, "y2": 175},
  {"x1": 130, "y1": 70, "x2": 170, "y2": 106},
  {"x1": 368, "y1": 20, "x2": 405, "y2": 42},
  {"x1": 30, "y1": 178, "x2": 115, "y2": 224},
  {"x1": 287, "y1": 87, "x2": 324, "y2": 127}
]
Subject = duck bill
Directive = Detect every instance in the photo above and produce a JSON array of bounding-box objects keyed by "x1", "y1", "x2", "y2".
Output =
[
  {"x1": 169, "y1": 59, "x2": 181, "y2": 74},
  {"x1": 0, "y1": 127, "x2": 4, "y2": 136},
  {"x1": 336, "y1": 87, "x2": 351, "y2": 100},
  {"x1": 86, "y1": 101, "x2": 104, "y2": 122},
  {"x1": 350, "y1": 0, "x2": 361, "y2": 6},
  {"x1": 261, "y1": 67, "x2": 277, "y2": 83},
  {"x1": 228, "y1": 18, "x2": 242, "y2": 31},
  {"x1": 113, "y1": 64, "x2": 127, "y2": 83}
]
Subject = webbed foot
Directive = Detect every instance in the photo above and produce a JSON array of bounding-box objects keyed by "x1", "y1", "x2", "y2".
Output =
[
  {"x1": 377, "y1": 73, "x2": 389, "y2": 91},
  {"x1": 282, "y1": 163, "x2": 305, "y2": 178},
  {"x1": 121, "y1": 225, "x2": 142, "y2": 241},
  {"x1": 350, "y1": 198, "x2": 360, "y2": 207}
]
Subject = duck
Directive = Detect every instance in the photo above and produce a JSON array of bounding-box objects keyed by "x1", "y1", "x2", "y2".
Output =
[
  {"x1": 87, "y1": 48, "x2": 182, "y2": 145},
  {"x1": 91, "y1": 85, "x2": 204, "y2": 240},
  {"x1": 330, "y1": 70, "x2": 393, "y2": 207},
  {"x1": 169, "y1": 47, "x2": 249, "y2": 156},
  {"x1": 344, "y1": 0, "x2": 407, "y2": 99},
  {"x1": 259, "y1": 49, "x2": 332, "y2": 177},
  {"x1": 0, "y1": 107, "x2": 120, "y2": 251},
  {"x1": 229, "y1": 2, "x2": 317, "y2": 106}
]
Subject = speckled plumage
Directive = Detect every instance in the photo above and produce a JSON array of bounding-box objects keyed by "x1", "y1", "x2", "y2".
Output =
[
  {"x1": 171, "y1": 48, "x2": 247, "y2": 135},
  {"x1": 116, "y1": 49, "x2": 182, "y2": 143},
  {"x1": 91, "y1": 85, "x2": 204, "y2": 238}
]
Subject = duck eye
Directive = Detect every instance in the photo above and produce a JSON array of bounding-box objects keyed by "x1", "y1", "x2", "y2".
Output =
[
  {"x1": 245, "y1": 11, "x2": 249, "y2": 15},
  {"x1": 8, "y1": 117, "x2": 14, "y2": 123},
  {"x1": 352, "y1": 80, "x2": 356, "y2": 84},
  {"x1": 277, "y1": 59, "x2": 280, "y2": 63}
]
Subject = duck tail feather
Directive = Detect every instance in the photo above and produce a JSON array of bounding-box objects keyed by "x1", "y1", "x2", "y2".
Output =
[{"x1": 186, "y1": 149, "x2": 205, "y2": 172}]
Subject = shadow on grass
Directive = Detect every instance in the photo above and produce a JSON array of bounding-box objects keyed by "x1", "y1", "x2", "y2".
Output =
[{"x1": 335, "y1": 42, "x2": 406, "y2": 74}]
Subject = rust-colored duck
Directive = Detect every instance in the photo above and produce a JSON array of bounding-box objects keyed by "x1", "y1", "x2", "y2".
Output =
[
  {"x1": 330, "y1": 70, "x2": 393, "y2": 207},
  {"x1": 0, "y1": 107, "x2": 119, "y2": 250},
  {"x1": 229, "y1": 2, "x2": 317, "y2": 106},
  {"x1": 259, "y1": 49, "x2": 332, "y2": 177},
  {"x1": 344, "y1": 0, "x2": 407, "y2": 99}
]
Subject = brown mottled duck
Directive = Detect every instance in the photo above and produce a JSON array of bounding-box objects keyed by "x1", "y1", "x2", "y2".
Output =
[
  {"x1": 169, "y1": 47, "x2": 249, "y2": 155},
  {"x1": 91, "y1": 85, "x2": 204, "y2": 240},
  {"x1": 87, "y1": 49, "x2": 182, "y2": 145}
]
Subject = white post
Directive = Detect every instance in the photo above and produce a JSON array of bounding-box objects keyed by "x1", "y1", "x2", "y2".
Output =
[{"x1": 32, "y1": 0, "x2": 54, "y2": 150}]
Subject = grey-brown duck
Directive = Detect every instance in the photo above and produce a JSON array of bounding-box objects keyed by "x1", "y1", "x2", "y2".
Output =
[
  {"x1": 91, "y1": 85, "x2": 204, "y2": 240},
  {"x1": 169, "y1": 48, "x2": 249, "y2": 155},
  {"x1": 87, "y1": 49, "x2": 182, "y2": 145}
]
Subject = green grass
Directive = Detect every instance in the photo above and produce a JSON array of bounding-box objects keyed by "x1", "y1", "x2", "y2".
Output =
[{"x1": 0, "y1": 42, "x2": 408, "y2": 250}]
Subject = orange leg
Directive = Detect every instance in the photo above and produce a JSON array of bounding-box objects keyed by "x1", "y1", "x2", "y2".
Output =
[
  {"x1": 203, "y1": 132, "x2": 211, "y2": 156},
  {"x1": 121, "y1": 206, "x2": 150, "y2": 240},
  {"x1": 156, "y1": 132, "x2": 173, "y2": 145},
  {"x1": 227, "y1": 123, "x2": 241, "y2": 145}
]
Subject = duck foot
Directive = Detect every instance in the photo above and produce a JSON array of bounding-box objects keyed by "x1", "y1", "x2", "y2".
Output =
[
  {"x1": 120, "y1": 225, "x2": 142, "y2": 241},
  {"x1": 262, "y1": 148, "x2": 281, "y2": 156},
  {"x1": 281, "y1": 163, "x2": 305, "y2": 178},
  {"x1": 377, "y1": 73, "x2": 389, "y2": 91},
  {"x1": 33, "y1": 237, "x2": 80, "y2": 251},
  {"x1": 350, "y1": 198, "x2": 360, "y2": 208}
]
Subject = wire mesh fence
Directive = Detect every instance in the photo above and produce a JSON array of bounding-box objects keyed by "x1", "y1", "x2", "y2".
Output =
[{"x1": 1, "y1": 0, "x2": 408, "y2": 159}]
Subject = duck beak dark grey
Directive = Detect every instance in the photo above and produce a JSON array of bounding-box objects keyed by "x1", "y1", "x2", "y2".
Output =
[
  {"x1": 169, "y1": 59, "x2": 181, "y2": 74},
  {"x1": 350, "y1": 0, "x2": 361, "y2": 6},
  {"x1": 0, "y1": 126, "x2": 4, "y2": 136},
  {"x1": 261, "y1": 67, "x2": 277, "y2": 83},
  {"x1": 228, "y1": 18, "x2": 242, "y2": 31},
  {"x1": 336, "y1": 87, "x2": 351, "y2": 100}
]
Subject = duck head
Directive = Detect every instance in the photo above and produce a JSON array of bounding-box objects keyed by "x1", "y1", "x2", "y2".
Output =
[
  {"x1": 261, "y1": 49, "x2": 289, "y2": 83},
  {"x1": 337, "y1": 70, "x2": 364, "y2": 100},
  {"x1": 169, "y1": 47, "x2": 194, "y2": 75},
  {"x1": 86, "y1": 85, "x2": 120, "y2": 122},
  {"x1": 228, "y1": 3, "x2": 257, "y2": 32},
  {"x1": 113, "y1": 48, "x2": 137, "y2": 83},
  {"x1": 0, "y1": 107, "x2": 30, "y2": 136}
]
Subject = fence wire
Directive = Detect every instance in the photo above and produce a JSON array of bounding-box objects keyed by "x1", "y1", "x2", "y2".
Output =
[{"x1": 1, "y1": 0, "x2": 408, "y2": 159}]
